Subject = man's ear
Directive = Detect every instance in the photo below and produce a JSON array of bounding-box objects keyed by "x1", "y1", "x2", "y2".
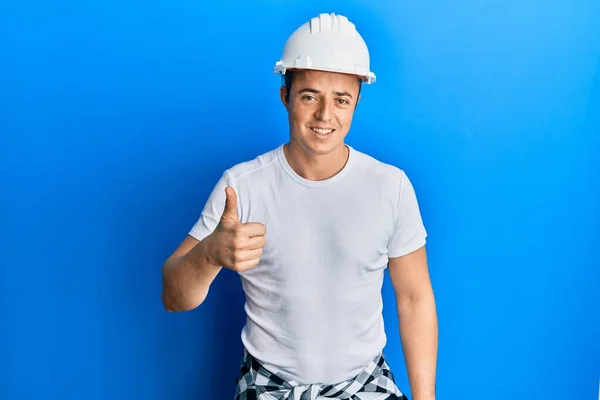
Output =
[{"x1": 280, "y1": 86, "x2": 289, "y2": 109}]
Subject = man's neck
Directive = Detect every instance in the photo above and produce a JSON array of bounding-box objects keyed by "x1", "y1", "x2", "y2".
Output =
[{"x1": 283, "y1": 141, "x2": 349, "y2": 182}]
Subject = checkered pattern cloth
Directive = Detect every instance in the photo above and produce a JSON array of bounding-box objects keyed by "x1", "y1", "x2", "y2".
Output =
[{"x1": 234, "y1": 348, "x2": 408, "y2": 400}]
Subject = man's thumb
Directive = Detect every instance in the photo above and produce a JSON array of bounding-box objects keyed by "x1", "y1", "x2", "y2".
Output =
[{"x1": 222, "y1": 186, "x2": 239, "y2": 221}]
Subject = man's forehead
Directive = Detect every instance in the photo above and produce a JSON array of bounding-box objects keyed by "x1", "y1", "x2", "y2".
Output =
[
  {"x1": 295, "y1": 70, "x2": 354, "y2": 81},
  {"x1": 292, "y1": 70, "x2": 360, "y2": 90}
]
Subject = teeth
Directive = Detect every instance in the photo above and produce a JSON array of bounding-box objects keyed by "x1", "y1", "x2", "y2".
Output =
[{"x1": 312, "y1": 128, "x2": 333, "y2": 135}]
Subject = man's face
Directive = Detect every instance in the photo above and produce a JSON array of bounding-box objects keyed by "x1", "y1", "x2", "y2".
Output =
[{"x1": 280, "y1": 70, "x2": 361, "y2": 156}]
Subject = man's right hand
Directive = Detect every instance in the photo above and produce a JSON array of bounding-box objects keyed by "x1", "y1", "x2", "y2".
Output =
[{"x1": 206, "y1": 186, "x2": 267, "y2": 272}]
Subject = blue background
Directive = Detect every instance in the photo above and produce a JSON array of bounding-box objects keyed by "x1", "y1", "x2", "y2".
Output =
[{"x1": 1, "y1": 1, "x2": 599, "y2": 399}]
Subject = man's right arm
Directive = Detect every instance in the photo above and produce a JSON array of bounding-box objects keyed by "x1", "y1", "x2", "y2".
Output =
[
  {"x1": 161, "y1": 185, "x2": 266, "y2": 312},
  {"x1": 161, "y1": 234, "x2": 222, "y2": 312}
]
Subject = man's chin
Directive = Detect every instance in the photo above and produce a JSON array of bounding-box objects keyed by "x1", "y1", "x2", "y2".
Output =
[{"x1": 305, "y1": 141, "x2": 345, "y2": 156}]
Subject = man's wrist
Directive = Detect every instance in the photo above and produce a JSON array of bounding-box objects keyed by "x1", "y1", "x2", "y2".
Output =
[{"x1": 188, "y1": 235, "x2": 221, "y2": 272}]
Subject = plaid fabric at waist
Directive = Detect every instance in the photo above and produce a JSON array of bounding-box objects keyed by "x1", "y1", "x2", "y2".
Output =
[{"x1": 234, "y1": 348, "x2": 408, "y2": 400}]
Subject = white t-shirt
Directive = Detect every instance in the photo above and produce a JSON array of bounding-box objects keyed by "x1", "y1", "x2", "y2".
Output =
[{"x1": 189, "y1": 143, "x2": 427, "y2": 385}]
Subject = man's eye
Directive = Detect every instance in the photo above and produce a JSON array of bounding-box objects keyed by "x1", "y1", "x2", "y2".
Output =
[
  {"x1": 337, "y1": 98, "x2": 349, "y2": 105},
  {"x1": 303, "y1": 95, "x2": 316, "y2": 101}
]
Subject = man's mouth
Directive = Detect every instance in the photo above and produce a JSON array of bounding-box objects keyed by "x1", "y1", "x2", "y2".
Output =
[{"x1": 310, "y1": 127, "x2": 334, "y2": 136}]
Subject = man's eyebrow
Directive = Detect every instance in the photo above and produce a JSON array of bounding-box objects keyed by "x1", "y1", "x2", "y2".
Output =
[
  {"x1": 297, "y1": 88, "x2": 354, "y2": 98},
  {"x1": 334, "y1": 90, "x2": 353, "y2": 98},
  {"x1": 297, "y1": 88, "x2": 321, "y2": 95}
]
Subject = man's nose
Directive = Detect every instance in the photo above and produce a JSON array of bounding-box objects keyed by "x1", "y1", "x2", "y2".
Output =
[{"x1": 315, "y1": 101, "x2": 333, "y2": 122}]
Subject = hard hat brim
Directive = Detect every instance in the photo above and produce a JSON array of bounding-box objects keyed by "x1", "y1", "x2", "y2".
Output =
[{"x1": 274, "y1": 64, "x2": 376, "y2": 84}]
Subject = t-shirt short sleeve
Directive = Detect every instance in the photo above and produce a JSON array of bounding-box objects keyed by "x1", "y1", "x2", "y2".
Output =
[
  {"x1": 387, "y1": 170, "x2": 428, "y2": 258},
  {"x1": 188, "y1": 169, "x2": 235, "y2": 241}
]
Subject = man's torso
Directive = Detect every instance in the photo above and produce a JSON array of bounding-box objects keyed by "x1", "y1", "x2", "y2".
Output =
[{"x1": 189, "y1": 143, "x2": 426, "y2": 385}]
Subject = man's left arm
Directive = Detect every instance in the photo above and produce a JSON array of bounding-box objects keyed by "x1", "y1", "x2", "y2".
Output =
[{"x1": 388, "y1": 245, "x2": 438, "y2": 400}]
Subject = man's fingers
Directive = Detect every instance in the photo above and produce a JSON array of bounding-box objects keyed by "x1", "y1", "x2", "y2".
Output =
[
  {"x1": 240, "y1": 222, "x2": 267, "y2": 238},
  {"x1": 245, "y1": 235, "x2": 267, "y2": 251},
  {"x1": 236, "y1": 248, "x2": 264, "y2": 263},
  {"x1": 233, "y1": 255, "x2": 262, "y2": 271}
]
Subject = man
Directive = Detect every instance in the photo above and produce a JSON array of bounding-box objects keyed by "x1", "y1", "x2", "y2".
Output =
[{"x1": 161, "y1": 12, "x2": 438, "y2": 400}]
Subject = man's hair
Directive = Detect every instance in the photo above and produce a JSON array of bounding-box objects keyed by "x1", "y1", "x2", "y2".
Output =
[{"x1": 284, "y1": 70, "x2": 363, "y2": 104}]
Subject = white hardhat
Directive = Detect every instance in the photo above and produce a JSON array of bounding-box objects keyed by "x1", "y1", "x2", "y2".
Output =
[{"x1": 274, "y1": 13, "x2": 376, "y2": 84}]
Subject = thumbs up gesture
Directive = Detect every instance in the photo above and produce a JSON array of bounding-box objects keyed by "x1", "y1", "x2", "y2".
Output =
[{"x1": 207, "y1": 186, "x2": 267, "y2": 272}]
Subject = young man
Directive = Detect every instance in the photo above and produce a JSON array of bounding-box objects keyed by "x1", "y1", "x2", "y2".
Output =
[{"x1": 161, "y1": 13, "x2": 438, "y2": 400}]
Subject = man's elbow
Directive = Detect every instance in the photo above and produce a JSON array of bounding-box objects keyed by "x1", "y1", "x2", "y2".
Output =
[
  {"x1": 396, "y1": 288, "x2": 436, "y2": 313},
  {"x1": 161, "y1": 288, "x2": 206, "y2": 312}
]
